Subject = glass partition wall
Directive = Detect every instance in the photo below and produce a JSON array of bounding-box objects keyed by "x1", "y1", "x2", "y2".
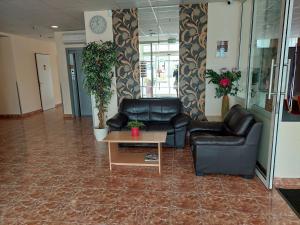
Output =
[
  {"x1": 248, "y1": 0, "x2": 283, "y2": 186},
  {"x1": 281, "y1": 0, "x2": 300, "y2": 122},
  {"x1": 238, "y1": 0, "x2": 253, "y2": 101},
  {"x1": 138, "y1": 6, "x2": 179, "y2": 98},
  {"x1": 239, "y1": 0, "x2": 293, "y2": 188}
]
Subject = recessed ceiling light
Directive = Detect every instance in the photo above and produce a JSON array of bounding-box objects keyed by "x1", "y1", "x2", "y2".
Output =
[{"x1": 51, "y1": 25, "x2": 59, "y2": 29}]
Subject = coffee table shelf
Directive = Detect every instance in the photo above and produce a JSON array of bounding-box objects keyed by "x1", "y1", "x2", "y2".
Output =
[{"x1": 103, "y1": 131, "x2": 167, "y2": 174}]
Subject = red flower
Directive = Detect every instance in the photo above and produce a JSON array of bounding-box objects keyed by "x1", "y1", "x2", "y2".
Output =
[{"x1": 219, "y1": 78, "x2": 231, "y2": 87}]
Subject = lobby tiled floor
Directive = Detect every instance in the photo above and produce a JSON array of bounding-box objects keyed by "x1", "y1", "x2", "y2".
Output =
[{"x1": 0, "y1": 108, "x2": 299, "y2": 225}]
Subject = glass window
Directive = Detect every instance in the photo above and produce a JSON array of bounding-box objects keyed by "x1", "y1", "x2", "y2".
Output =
[{"x1": 138, "y1": 6, "x2": 179, "y2": 98}]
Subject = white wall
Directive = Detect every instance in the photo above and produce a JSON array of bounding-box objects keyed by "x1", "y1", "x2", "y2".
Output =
[
  {"x1": 84, "y1": 10, "x2": 118, "y2": 128},
  {"x1": 0, "y1": 32, "x2": 61, "y2": 114},
  {"x1": 10, "y1": 35, "x2": 61, "y2": 113},
  {"x1": 275, "y1": 122, "x2": 300, "y2": 178},
  {"x1": 206, "y1": 2, "x2": 242, "y2": 116},
  {"x1": 54, "y1": 31, "x2": 85, "y2": 115},
  {"x1": 0, "y1": 36, "x2": 20, "y2": 115}
]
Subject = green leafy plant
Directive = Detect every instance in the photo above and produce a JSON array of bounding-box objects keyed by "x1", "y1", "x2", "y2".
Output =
[
  {"x1": 127, "y1": 121, "x2": 145, "y2": 129},
  {"x1": 82, "y1": 41, "x2": 118, "y2": 129},
  {"x1": 206, "y1": 68, "x2": 241, "y2": 98}
]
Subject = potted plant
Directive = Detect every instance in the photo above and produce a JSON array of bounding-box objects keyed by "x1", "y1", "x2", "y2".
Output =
[
  {"x1": 206, "y1": 68, "x2": 241, "y2": 119},
  {"x1": 127, "y1": 121, "x2": 145, "y2": 136},
  {"x1": 82, "y1": 41, "x2": 118, "y2": 141}
]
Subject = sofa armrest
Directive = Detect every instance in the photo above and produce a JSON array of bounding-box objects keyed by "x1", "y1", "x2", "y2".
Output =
[
  {"x1": 189, "y1": 121, "x2": 224, "y2": 133},
  {"x1": 171, "y1": 113, "x2": 191, "y2": 129},
  {"x1": 106, "y1": 113, "x2": 128, "y2": 129},
  {"x1": 191, "y1": 135, "x2": 245, "y2": 146},
  {"x1": 245, "y1": 122, "x2": 263, "y2": 145}
]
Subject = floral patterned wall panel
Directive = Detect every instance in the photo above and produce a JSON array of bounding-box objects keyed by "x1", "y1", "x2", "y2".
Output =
[
  {"x1": 179, "y1": 4, "x2": 207, "y2": 120},
  {"x1": 112, "y1": 9, "x2": 140, "y2": 103}
]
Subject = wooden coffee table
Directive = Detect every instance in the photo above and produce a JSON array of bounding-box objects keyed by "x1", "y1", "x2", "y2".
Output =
[{"x1": 103, "y1": 131, "x2": 167, "y2": 174}]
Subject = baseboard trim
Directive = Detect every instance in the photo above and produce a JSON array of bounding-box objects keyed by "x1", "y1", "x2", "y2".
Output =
[
  {"x1": 63, "y1": 114, "x2": 74, "y2": 119},
  {"x1": 22, "y1": 109, "x2": 43, "y2": 118},
  {"x1": 0, "y1": 114, "x2": 22, "y2": 119},
  {"x1": 0, "y1": 108, "x2": 43, "y2": 119}
]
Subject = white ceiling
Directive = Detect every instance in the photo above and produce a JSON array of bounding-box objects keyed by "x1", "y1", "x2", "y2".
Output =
[
  {"x1": 0, "y1": 0, "x2": 214, "y2": 40},
  {"x1": 139, "y1": 5, "x2": 179, "y2": 42},
  {"x1": 1, "y1": 0, "x2": 300, "y2": 41}
]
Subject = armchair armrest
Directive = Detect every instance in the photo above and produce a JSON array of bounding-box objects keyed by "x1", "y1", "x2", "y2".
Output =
[
  {"x1": 189, "y1": 121, "x2": 224, "y2": 133},
  {"x1": 106, "y1": 113, "x2": 128, "y2": 129},
  {"x1": 171, "y1": 113, "x2": 191, "y2": 129},
  {"x1": 192, "y1": 135, "x2": 245, "y2": 146}
]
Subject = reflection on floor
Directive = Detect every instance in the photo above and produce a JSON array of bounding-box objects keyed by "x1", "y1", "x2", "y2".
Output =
[{"x1": 0, "y1": 108, "x2": 299, "y2": 225}]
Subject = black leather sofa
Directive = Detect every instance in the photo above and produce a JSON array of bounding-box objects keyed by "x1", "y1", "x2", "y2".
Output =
[
  {"x1": 106, "y1": 98, "x2": 190, "y2": 148},
  {"x1": 189, "y1": 105, "x2": 262, "y2": 178}
]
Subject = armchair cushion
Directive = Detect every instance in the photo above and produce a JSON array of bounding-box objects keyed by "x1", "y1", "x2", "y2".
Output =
[
  {"x1": 106, "y1": 113, "x2": 128, "y2": 129},
  {"x1": 189, "y1": 121, "x2": 224, "y2": 133},
  {"x1": 171, "y1": 113, "x2": 190, "y2": 129},
  {"x1": 226, "y1": 109, "x2": 255, "y2": 136},
  {"x1": 191, "y1": 134, "x2": 245, "y2": 146}
]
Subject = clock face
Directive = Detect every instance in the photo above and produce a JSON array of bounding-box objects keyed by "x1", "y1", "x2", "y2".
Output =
[{"x1": 90, "y1": 16, "x2": 107, "y2": 34}]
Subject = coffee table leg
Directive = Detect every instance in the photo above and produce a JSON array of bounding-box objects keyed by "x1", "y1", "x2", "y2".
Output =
[
  {"x1": 108, "y1": 142, "x2": 112, "y2": 171},
  {"x1": 158, "y1": 143, "x2": 161, "y2": 174}
]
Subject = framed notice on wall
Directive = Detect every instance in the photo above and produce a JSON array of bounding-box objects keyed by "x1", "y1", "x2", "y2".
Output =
[{"x1": 216, "y1": 41, "x2": 228, "y2": 58}]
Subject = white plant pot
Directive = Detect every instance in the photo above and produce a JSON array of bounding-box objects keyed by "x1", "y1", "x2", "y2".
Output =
[{"x1": 94, "y1": 127, "x2": 108, "y2": 141}]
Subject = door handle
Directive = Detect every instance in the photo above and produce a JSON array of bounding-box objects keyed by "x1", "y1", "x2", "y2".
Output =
[
  {"x1": 284, "y1": 59, "x2": 291, "y2": 98},
  {"x1": 268, "y1": 59, "x2": 278, "y2": 99}
]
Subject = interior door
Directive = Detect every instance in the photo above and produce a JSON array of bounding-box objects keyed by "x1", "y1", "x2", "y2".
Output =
[
  {"x1": 67, "y1": 52, "x2": 80, "y2": 116},
  {"x1": 247, "y1": 0, "x2": 292, "y2": 188},
  {"x1": 67, "y1": 49, "x2": 92, "y2": 117},
  {"x1": 74, "y1": 49, "x2": 92, "y2": 116},
  {"x1": 35, "y1": 53, "x2": 55, "y2": 111}
]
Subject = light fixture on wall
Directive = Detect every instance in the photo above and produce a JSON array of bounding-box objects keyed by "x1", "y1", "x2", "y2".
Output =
[{"x1": 50, "y1": 25, "x2": 59, "y2": 29}]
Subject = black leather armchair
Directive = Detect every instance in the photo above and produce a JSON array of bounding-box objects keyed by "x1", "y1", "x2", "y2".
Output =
[
  {"x1": 189, "y1": 105, "x2": 262, "y2": 178},
  {"x1": 107, "y1": 98, "x2": 191, "y2": 148}
]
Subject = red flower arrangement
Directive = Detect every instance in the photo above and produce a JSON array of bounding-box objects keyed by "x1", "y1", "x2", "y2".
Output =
[
  {"x1": 219, "y1": 78, "x2": 231, "y2": 87},
  {"x1": 206, "y1": 68, "x2": 241, "y2": 98}
]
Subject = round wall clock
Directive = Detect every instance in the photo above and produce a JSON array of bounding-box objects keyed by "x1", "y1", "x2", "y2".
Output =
[{"x1": 90, "y1": 15, "x2": 107, "y2": 34}]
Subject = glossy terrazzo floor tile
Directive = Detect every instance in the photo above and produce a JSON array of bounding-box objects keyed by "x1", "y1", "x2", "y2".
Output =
[{"x1": 0, "y1": 108, "x2": 299, "y2": 225}]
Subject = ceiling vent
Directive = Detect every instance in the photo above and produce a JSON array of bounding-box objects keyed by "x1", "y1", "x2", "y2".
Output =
[{"x1": 62, "y1": 32, "x2": 86, "y2": 44}]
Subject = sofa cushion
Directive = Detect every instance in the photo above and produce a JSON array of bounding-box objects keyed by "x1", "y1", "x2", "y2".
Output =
[
  {"x1": 119, "y1": 98, "x2": 181, "y2": 122},
  {"x1": 120, "y1": 99, "x2": 150, "y2": 121},
  {"x1": 149, "y1": 99, "x2": 181, "y2": 122},
  {"x1": 146, "y1": 122, "x2": 175, "y2": 134}
]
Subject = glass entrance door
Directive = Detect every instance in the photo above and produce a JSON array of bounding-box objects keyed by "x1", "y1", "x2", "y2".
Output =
[{"x1": 247, "y1": 0, "x2": 292, "y2": 188}]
